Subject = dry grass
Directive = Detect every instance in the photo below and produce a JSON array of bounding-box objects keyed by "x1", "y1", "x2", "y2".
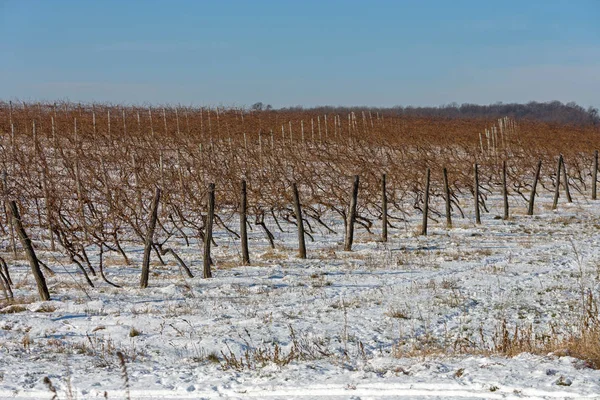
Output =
[
  {"x1": 103, "y1": 257, "x2": 133, "y2": 267},
  {"x1": 0, "y1": 304, "x2": 27, "y2": 314},
  {"x1": 129, "y1": 327, "x2": 142, "y2": 337},
  {"x1": 220, "y1": 327, "x2": 331, "y2": 371},
  {"x1": 213, "y1": 259, "x2": 243, "y2": 269},
  {"x1": 259, "y1": 249, "x2": 289, "y2": 261},
  {"x1": 386, "y1": 307, "x2": 411, "y2": 319},
  {"x1": 43, "y1": 333, "x2": 144, "y2": 368},
  {"x1": 394, "y1": 292, "x2": 600, "y2": 369},
  {"x1": 0, "y1": 295, "x2": 45, "y2": 313},
  {"x1": 318, "y1": 248, "x2": 339, "y2": 260}
]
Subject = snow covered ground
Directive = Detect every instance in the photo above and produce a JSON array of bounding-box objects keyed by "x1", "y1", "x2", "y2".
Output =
[{"x1": 2, "y1": 192, "x2": 600, "y2": 399}]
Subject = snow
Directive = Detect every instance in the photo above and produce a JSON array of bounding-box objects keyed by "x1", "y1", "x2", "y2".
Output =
[{"x1": 1, "y1": 191, "x2": 600, "y2": 399}]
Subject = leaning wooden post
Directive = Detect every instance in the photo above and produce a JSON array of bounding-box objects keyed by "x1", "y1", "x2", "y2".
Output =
[
  {"x1": 9, "y1": 201, "x2": 50, "y2": 300},
  {"x1": 344, "y1": 175, "x2": 360, "y2": 251},
  {"x1": 502, "y1": 160, "x2": 509, "y2": 220},
  {"x1": 381, "y1": 174, "x2": 388, "y2": 242},
  {"x1": 1, "y1": 171, "x2": 17, "y2": 257},
  {"x1": 292, "y1": 183, "x2": 307, "y2": 259},
  {"x1": 552, "y1": 155, "x2": 563, "y2": 210},
  {"x1": 203, "y1": 183, "x2": 215, "y2": 278},
  {"x1": 240, "y1": 180, "x2": 250, "y2": 265},
  {"x1": 593, "y1": 150, "x2": 598, "y2": 200},
  {"x1": 140, "y1": 187, "x2": 161, "y2": 288},
  {"x1": 442, "y1": 167, "x2": 452, "y2": 227},
  {"x1": 474, "y1": 163, "x2": 481, "y2": 224},
  {"x1": 0, "y1": 262, "x2": 12, "y2": 300},
  {"x1": 527, "y1": 160, "x2": 542, "y2": 216},
  {"x1": 421, "y1": 168, "x2": 431, "y2": 235},
  {"x1": 562, "y1": 157, "x2": 572, "y2": 203}
]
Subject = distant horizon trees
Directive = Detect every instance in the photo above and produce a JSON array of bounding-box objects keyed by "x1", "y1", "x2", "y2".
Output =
[
  {"x1": 251, "y1": 102, "x2": 273, "y2": 111},
  {"x1": 278, "y1": 101, "x2": 599, "y2": 127}
]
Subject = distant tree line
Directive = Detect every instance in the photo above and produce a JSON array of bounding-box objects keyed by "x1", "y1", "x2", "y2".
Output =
[{"x1": 277, "y1": 101, "x2": 599, "y2": 127}]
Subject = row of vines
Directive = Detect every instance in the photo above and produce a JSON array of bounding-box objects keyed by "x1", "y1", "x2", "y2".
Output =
[{"x1": 0, "y1": 101, "x2": 598, "y2": 296}]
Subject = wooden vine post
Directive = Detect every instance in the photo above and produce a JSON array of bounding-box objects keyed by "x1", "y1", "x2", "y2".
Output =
[
  {"x1": 527, "y1": 160, "x2": 542, "y2": 216},
  {"x1": 1, "y1": 171, "x2": 17, "y2": 257},
  {"x1": 552, "y1": 154, "x2": 563, "y2": 210},
  {"x1": 421, "y1": 168, "x2": 431, "y2": 235},
  {"x1": 381, "y1": 174, "x2": 388, "y2": 242},
  {"x1": 140, "y1": 187, "x2": 161, "y2": 288},
  {"x1": 502, "y1": 160, "x2": 509, "y2": 220},
  {"x1": 9, "y1": 201, "x2": 50, "y2": 300},
  {"x1": 0, "y1": 257, "x2": 12, "y2": 300},
  {"x1": 474, "y1": 164, "x2": 481, "y2": 224},
  {"x1": 593, "y1": 150, "x2": 598, "y2": 200},
  {"x1": 203, "y1": 183, "x2": 215, "y2": 278},
  {"x1": 562, "y1": 157, "x2": 572, "y2": 203},
  {"x1": 240, "y1": 180, "x2": 250, "y2": 265},
  {"x1": 442, "y1": 167, "x2": 452, "y2": 227},
  {"x1": 292, "y1": 183, "x2": 307, "y2": 259},
  {"x1": 344, "y1": 175, "x2": 360, "y2": 251}
]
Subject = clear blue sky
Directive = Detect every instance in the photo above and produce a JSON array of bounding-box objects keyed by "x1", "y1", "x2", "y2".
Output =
[{"x1": 1, "y1": 0, "x2": 598, "y2": 108}]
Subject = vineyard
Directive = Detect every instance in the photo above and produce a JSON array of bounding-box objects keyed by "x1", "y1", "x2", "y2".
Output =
[
  {"x1": 2, "y1": 102, "x2": 600, "y2": 398},
  {"x1": 0, "y1": 102, "x2": 599, "y2": 287}
]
